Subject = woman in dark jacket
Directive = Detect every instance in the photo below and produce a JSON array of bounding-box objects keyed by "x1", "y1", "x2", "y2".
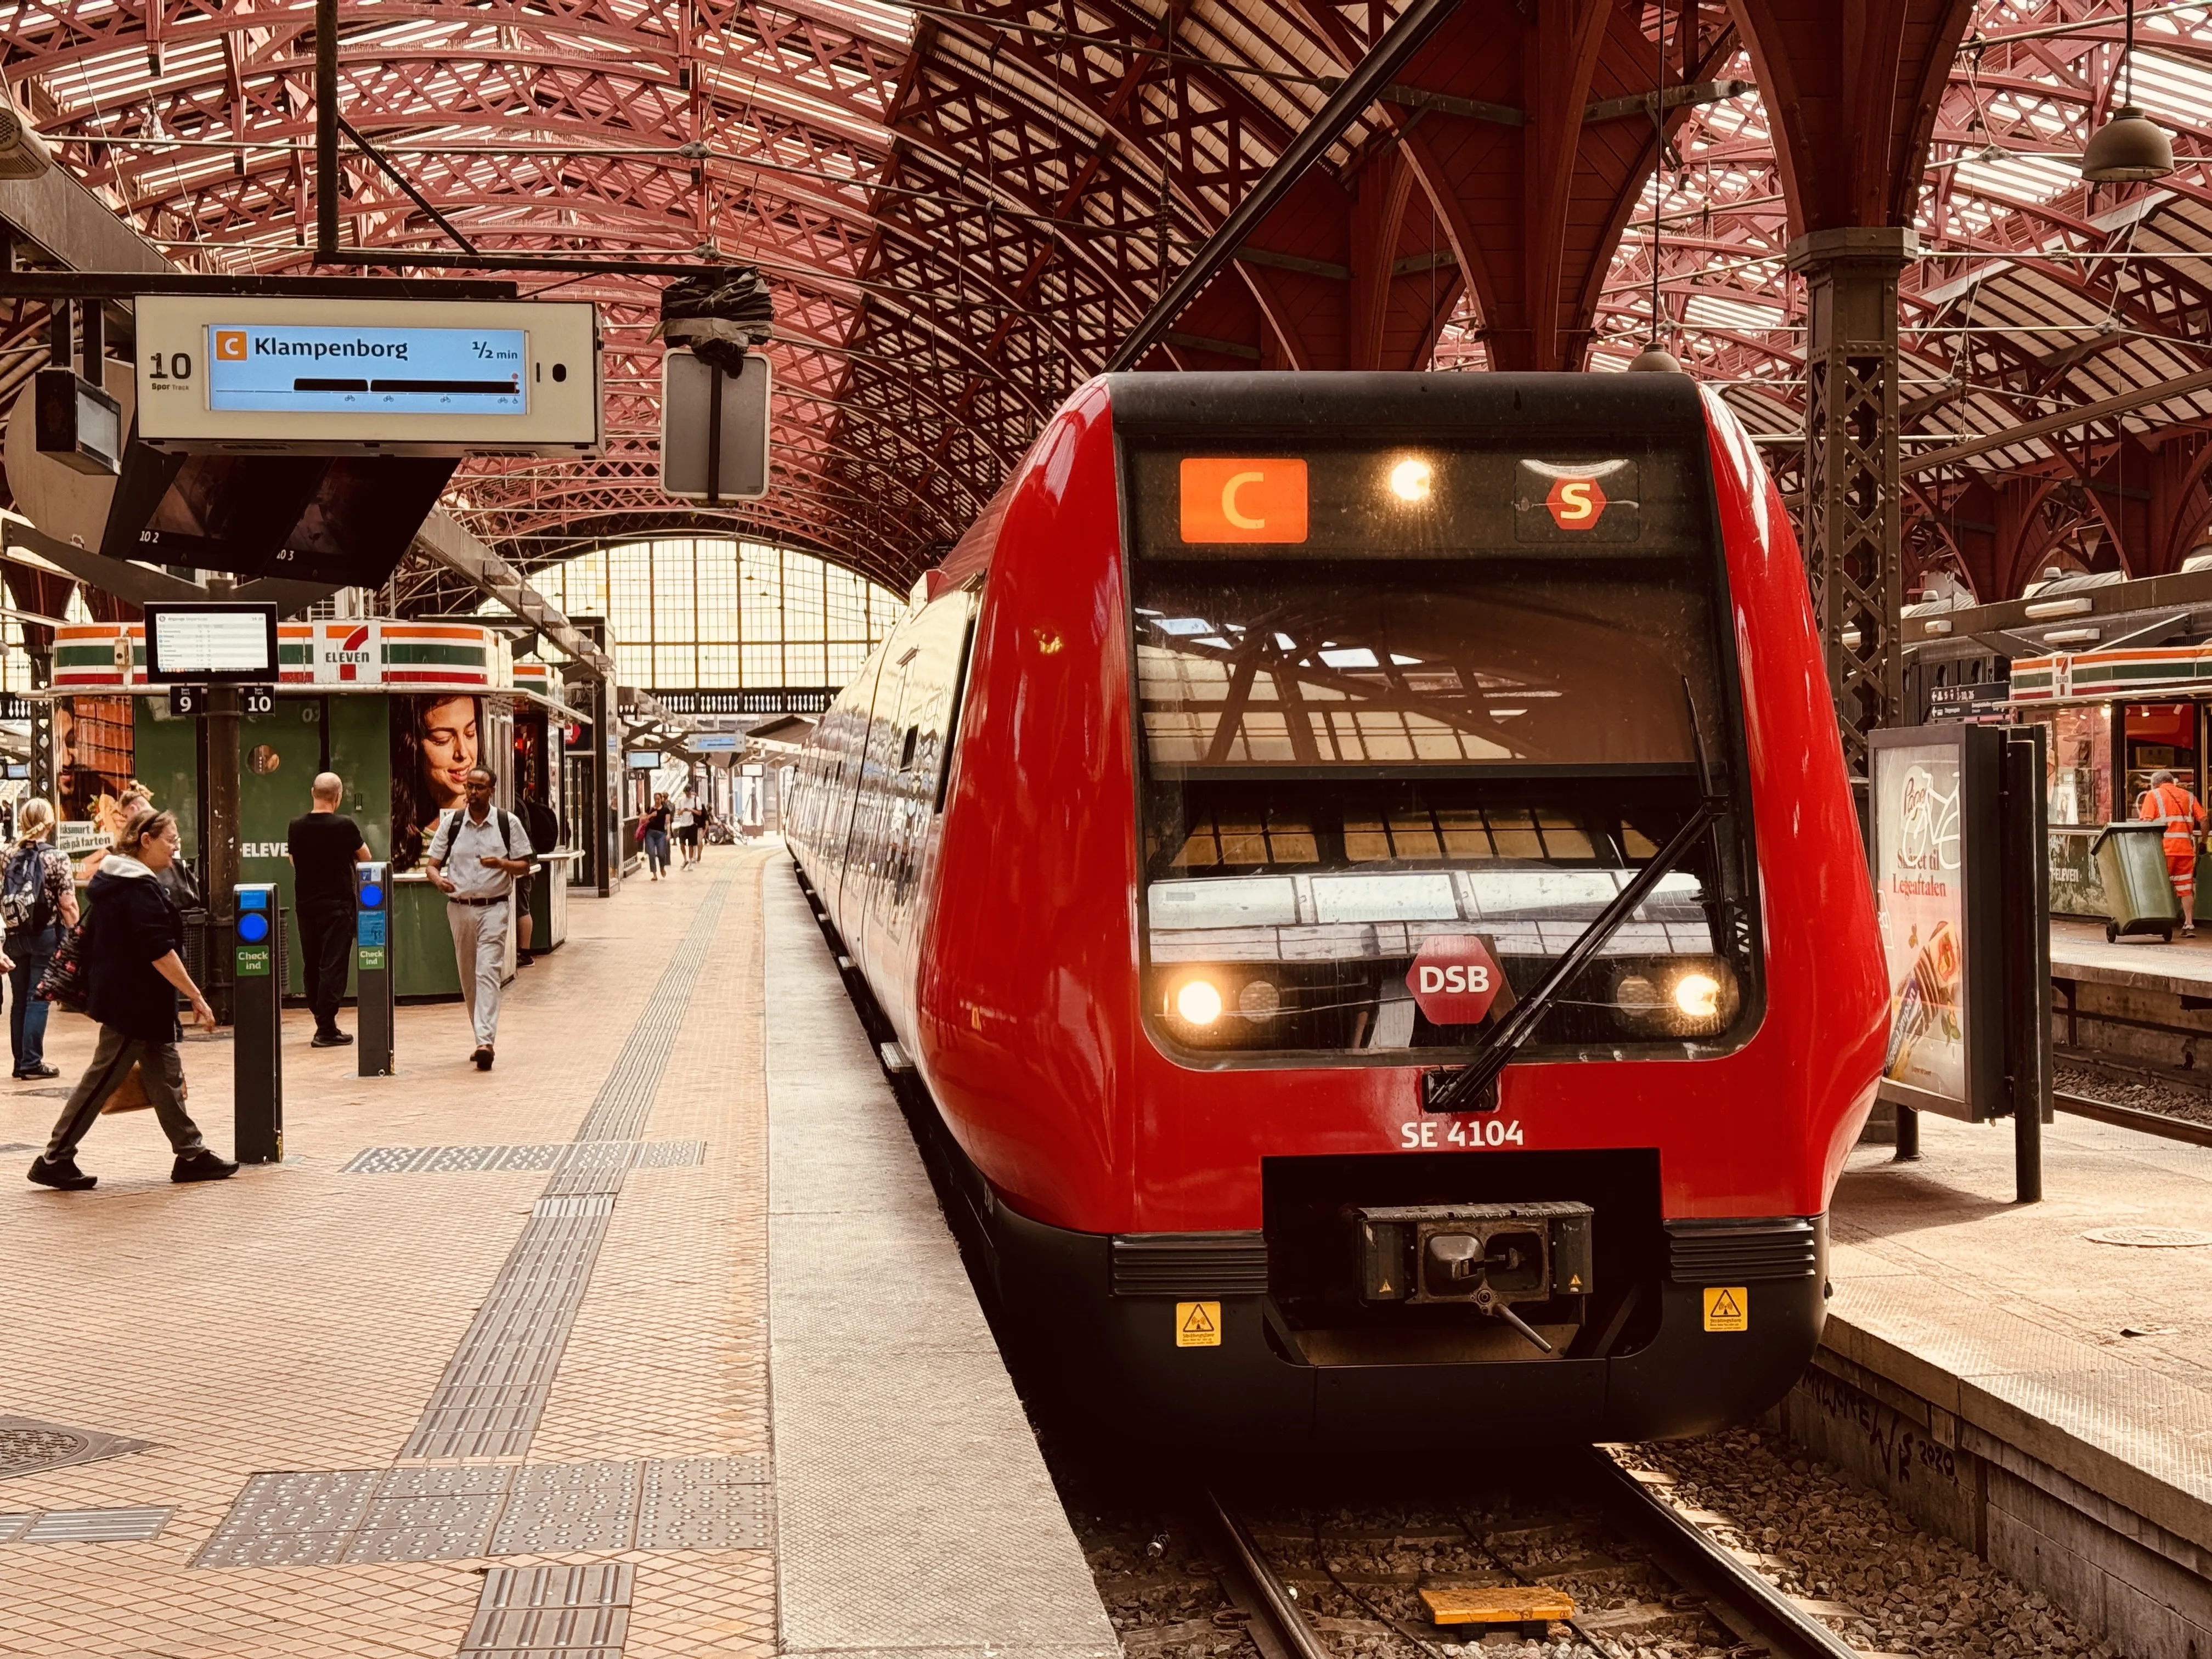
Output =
[{"x1": 27, "y1": 807, "x2": 234, "y2": 1191}]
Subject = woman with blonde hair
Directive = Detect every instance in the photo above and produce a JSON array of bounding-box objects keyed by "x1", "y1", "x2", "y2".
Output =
[
  {"x1": 3, "y1": 798, "x2": 78, "y2": 1079},
  {"x1": 29, "y1": 805, "x2": 232, "y2": 1191}
]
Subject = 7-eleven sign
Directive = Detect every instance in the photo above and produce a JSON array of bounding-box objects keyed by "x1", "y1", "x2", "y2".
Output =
[{"x1": 318, "y1": 622, "x2": 377, "y2": 684}]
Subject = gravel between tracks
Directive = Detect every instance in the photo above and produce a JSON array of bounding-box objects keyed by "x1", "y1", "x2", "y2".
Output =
[
  {"x1": 1073, "y1": 1429, "x2": 2114, "y2": 1659},
  {"x1": 2056, "y1": 1060, "x2": 2212, "y2": 1128},
  {"x1": 1618, "y1": 1429, "x2": 2113, "y2": 1659}
]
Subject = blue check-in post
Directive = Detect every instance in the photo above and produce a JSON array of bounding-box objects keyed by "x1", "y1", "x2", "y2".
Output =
[
  {"x1": 356, "y1": 862, "x2": 394, "y2": 1076},
  {"x1": 232, "y1": 883, "x2": 283, "y2": 1163}
]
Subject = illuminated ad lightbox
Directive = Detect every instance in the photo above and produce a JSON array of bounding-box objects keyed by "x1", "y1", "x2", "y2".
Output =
[{"x1": 133, "y1": 296, "x2": 602, "y2": 457}]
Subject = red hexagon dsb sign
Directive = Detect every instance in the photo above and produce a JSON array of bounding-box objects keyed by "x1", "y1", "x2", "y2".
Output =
[{"x1": 1407, "y1": 934, "x2": 1505, "y2": 1025}]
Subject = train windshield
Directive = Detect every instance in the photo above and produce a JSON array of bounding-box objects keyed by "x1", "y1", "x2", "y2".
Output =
[{"x1": 1123, "y1": 431, "x2": 1757, "y2": 1063}]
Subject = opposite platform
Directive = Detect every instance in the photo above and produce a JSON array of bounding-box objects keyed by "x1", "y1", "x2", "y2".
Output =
[{"x1": 1784, "y1": 1111, "x2": 2212, "y2": 1659}]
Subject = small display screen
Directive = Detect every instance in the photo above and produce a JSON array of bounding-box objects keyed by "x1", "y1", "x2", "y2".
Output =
[
  {"x1": 143, "y1": 602, "x2": 279, "y2": 681},
  {"x1": 205, "y1": 324, "x2": 528, "y2": 415}
]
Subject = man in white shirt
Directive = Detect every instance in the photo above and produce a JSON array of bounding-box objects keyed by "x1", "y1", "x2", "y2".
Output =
[
  {"x1": 424, "y1": 765, "x2": 534, "y2": 1070},
  {"x1": 674, "y1": 786, "x2": 701, "y2": 868}
]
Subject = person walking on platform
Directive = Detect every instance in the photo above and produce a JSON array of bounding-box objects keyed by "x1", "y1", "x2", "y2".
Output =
[
  {"x1": 641, "y1": 793, "x2": 673, "y2": 880},
  {"x1": 3, "y1": 799, "x2": 78, "y2": 1079},
  {"x1": 287, "y1": 772, "x2": 370, "y2": 1047},
  {"x1": 673, "y1": 786, "x2": 701, "y2": 870},
  {"x1": 29, "y1": 806, "x2": 234, "y2": 1191},
  {"x1": 424, "y1": 766, "x2": 534, "y2": 1071},
  {"x1": 2139, "y1": 768, "x2": 2209, "y2": 938}
]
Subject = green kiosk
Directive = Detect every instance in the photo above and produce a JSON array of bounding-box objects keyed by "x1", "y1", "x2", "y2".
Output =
[{"x1": 40, "y1": 616, "x2": 592, "y2": 1004}]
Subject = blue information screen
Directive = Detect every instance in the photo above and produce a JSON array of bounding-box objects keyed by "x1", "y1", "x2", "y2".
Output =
[
  {"x1": 206, "y1": 324, "x2": 528, "y2": 415},
  {"x1": 357, "y1": 911, "x2": 388, "y2": 948}
]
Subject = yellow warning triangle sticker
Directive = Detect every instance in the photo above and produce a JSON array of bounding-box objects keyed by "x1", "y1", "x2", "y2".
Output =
[
  {"x1": 1181, "y1": 1303, "x2": 1216, "y2": 1335},
  {"x1": 1708, "y1": 1289, "x2": 1742, "y2": 1319}
]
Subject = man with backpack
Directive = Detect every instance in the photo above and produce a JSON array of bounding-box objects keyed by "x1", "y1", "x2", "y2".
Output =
[
  {"x1": 423, "y1": 765, "x2": 535, "y2": 1071},
  {"x1": 3, "y1": 799, "x2": 76, "y2": 1078}
]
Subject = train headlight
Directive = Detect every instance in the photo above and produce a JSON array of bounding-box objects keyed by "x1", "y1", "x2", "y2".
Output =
[
  {"x1": 1237, "y1": 978, "x2": 1281, "y2": 1022},
  {"x1": 1613, "y1": 974, "x2": 1661, "y2": 1014},
  {"x1": 1175, "y1": 978, "x2": 1224, "y2": 1026},
  {"x1": 1387, "y1": 458, "x2": 1432, "y2": 502},
  {"x1": 1672, "y1": 971, "x2": 1723, "y2": 1021}
]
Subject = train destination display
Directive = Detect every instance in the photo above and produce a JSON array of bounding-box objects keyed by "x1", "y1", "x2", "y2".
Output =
[
  {"x1": 143, "y1": 601, "x2": 279, "y2": 683},
  {"x1": 205, "y1": 324, "x2": 528, "y2": 416},
  {"x1": 134, "y1": 295, "x2": 602, "y2": 456}
]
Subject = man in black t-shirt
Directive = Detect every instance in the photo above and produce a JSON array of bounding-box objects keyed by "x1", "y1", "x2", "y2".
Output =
[{"x1": 287, "y1": 772, "x2": 371, "y2": 1047}]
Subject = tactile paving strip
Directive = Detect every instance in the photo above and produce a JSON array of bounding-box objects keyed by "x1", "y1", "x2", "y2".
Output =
[
  {"x1": 402, "y1": 884, "x2": 730, "y2": 1462},
  {"x1": 0, "y1": 1506, "x2": 173, "y2": 1543},
  {"x1": 340, "y1": 1141, "x2": 706, "y2": 1175},
  {"x1": 192, "y1": 1458, "x2": 767, "y2": 1567},
  {"x1": 460, "y1": 1562, "x2": 634, "y2": 1658}
]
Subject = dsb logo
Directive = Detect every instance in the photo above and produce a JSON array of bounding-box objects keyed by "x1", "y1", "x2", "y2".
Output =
[{"x1": 1416, "y1": 963, "x2": 1491, "y2": 995}]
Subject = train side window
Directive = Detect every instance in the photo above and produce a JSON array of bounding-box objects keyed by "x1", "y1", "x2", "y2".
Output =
[{"x1": 900, "y1": 725, "x2": 919, "y2": 770}]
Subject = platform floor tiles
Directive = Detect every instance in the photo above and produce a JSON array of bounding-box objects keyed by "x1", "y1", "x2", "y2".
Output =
[
  {"x1": 1828, "y1": 1113, "x2": 2212, "y2": 1569},
  {"x1": 0, "y1": 853, "x2": 775, "y2": 1658}
]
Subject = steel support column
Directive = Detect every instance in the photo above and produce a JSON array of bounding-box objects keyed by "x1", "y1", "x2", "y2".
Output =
[{"x1": 1787, "y1": 226, "x2": 1919, "y2": 775}]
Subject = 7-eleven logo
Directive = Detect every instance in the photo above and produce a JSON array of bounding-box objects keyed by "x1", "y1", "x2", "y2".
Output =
[{"x1": 326, "y1": 624, "x2": 373, "y2": 681}]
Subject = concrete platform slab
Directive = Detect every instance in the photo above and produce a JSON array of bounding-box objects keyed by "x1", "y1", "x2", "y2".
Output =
[
  {"x1": 1782, "y1": 1112, "x2": 2212, "y2": 1657},
  {"x1": 763, "y1": 859, "x2": 1116, "y2": 1659},
  {"x1": 2052, "y1": 917, "x2": 2212, "y2": 996}
]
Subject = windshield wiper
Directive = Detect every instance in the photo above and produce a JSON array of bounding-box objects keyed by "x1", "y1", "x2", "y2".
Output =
[{"x1": 1424, "y1": 681, "x2": 1726, "y2": 1114}]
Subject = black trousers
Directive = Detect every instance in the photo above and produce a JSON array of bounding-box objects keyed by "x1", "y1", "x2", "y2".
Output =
[{"x1": 298, "y1": 903, "x2": 352, "y2": 1034}]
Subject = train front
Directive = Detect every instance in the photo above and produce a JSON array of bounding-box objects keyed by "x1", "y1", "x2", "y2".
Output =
[{"x1": 998, "y1": 374, "x2": 1886, "y2": 1448}]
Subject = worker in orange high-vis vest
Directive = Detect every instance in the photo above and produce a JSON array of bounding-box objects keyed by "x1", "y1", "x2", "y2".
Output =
[{"x1": 2138, "y1": 769, "x2": 2208, "y2": 938}]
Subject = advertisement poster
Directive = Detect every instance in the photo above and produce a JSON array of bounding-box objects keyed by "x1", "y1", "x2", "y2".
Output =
[
  {"x1": 56, "y1": 695, "x2": 137, "y2": 847},
  {"x1": 390, "y1": 692, "x2": 481, "y2": 870},
  {"x1": 1873, "y1": 741, "x2": 1969, "y2": 1110}
]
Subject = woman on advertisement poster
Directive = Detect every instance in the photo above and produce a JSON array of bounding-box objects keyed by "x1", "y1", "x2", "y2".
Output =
[{"x1": 391, "y1": 693, "x2": 481, "y2": 870}]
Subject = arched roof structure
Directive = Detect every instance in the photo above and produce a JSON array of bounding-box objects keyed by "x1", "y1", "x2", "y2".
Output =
[{"x1": 0, "y1": 0, "x2": 2207, "y2": 603}]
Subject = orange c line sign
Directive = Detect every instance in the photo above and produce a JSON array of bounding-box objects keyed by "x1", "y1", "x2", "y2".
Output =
[{"x1": 1179, "y1": 457, "x2": 1308, "y2": 543}]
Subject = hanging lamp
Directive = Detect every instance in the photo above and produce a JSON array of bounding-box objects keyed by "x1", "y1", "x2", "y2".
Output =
[
  {"x1": 2082, "y1": 0, "x2": 2174, "y2": 182},
  {"x1": 1628, "y1": 0, "x2": 1683, "y2": 372}
]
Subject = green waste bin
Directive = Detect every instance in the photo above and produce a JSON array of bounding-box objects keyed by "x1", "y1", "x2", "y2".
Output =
[{"x1": 2091, "y1": 820, "x2": 2182, "y2": 943}]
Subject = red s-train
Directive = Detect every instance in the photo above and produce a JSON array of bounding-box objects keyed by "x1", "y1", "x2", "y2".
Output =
[{"x1": 788, "y1": 373, "x2": 1886, "y2": 1446}]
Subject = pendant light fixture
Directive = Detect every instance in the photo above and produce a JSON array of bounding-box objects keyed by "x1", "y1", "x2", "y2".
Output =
[
  {"x1": 2081, "y1": 0, "x2": 2175, "y2": 183},
  {"x1": 1629, "y1": 0, "x2": 1684, "y2": 371}
]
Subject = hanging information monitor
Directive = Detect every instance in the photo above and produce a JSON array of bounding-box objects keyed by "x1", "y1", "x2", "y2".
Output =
[
  {"x1": 143, "y1": 601, "x2": 280, "y2": 683},
  {"x1": 134, "y1": 295, "x2": 602, "y2": 457}
]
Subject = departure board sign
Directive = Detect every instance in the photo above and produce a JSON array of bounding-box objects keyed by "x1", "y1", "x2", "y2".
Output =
[
  {"x1": 143, "y1": 601, "x2": 279, "y2": 682},
  {"x1": 136, "y1": 296, "x2": 602, "y2": 457},
  {"x1": 206, "y1": 324, "x2": 528, "y2": 416}
]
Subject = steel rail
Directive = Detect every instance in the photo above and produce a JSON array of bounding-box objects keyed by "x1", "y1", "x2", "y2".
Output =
[
  {"x1": 1584, "y1": 1450, "x2": 1861, "y2": 1659},
  {"x1": 2055, "y1": 1089, "x2": 2212, "y2": 1148},
  {"x1": 1205, "y1": 1495, "x2": 1333, "y2": 1659}
]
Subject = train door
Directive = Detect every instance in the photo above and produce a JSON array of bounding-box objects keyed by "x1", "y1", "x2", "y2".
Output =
[
  {"x1": 857, "y1": 595, "x2": 976, "y2": 1025},
  {"x1": 840, "y1": 634, "x2": 918, "y2": 969}
]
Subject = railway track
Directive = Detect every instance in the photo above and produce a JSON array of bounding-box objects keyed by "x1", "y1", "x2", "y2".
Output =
[
  {"x1": 1115, "y1": 1453, "x2": 1865, "y2": 1659},
  {"x1": 2053, "y1": 1088, "x2": 2212, "y2": 1148}
]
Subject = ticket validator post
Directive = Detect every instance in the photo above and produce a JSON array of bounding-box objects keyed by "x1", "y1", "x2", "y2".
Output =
[
  {"x1": 232, "y1": 883, "x2": 284, "y2": 1163},
  {"x1": 355, "y1": 862, "x2": 394, "y2": 1076}
]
